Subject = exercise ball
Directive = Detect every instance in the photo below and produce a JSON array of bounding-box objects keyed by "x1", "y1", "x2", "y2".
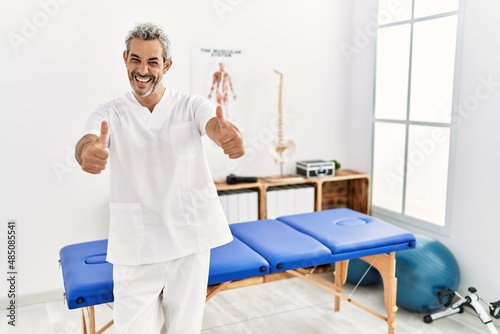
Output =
[
  {"x1": 396, "y1": 234, "x2": 460, "y2": 313},
  {"x1": 344, "y1": 259, "x2": 381, "y2": 286}
]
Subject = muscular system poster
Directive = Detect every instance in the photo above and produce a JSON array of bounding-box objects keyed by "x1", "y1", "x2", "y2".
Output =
[{"x1": 189, "y1": 46, "x2": 248, "y2": 125}]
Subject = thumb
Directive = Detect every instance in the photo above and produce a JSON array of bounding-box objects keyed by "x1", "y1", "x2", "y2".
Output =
[
  {"x1": 216, "y1": 105, "x2": 230, "y2": 130},
  {"x1": 98, "y1": 121, "x2": 109, "y2": 148}
]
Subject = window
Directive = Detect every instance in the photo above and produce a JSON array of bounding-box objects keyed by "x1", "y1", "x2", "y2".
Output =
[{"x1": 371, "y1": 0, "x2": 461, "y2": 232}]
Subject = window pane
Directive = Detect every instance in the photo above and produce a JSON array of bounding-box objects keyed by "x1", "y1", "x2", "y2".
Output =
[
  {"x1": 405, "y1": 125, "x2": 450, "y2": 226},
  {"x1": 414, "y1": 0, "x2": 459, "y2": 18},
  {"x1": 378, "y1": 0, "x2": 412, "y2": 24},
  {"x1": 372, "y1": 122, "x2": 406, "y2": 212},
  {"x1": 374, "y1": 24, "x2": 411, "y2": 120},
  {"x1": 409, "y1": 16, "x2": 457, "y2": 123}
]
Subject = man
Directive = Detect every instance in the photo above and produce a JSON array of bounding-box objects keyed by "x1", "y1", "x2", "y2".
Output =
[{"x1": 74, "y1": 22, "x2": 244, "y2": 333}]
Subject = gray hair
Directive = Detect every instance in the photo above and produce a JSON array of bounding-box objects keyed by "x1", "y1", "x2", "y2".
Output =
[{"x1": 125, "y1": 22, "x2": 172, "y2": 61}]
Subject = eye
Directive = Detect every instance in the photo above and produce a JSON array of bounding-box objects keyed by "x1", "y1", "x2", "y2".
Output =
[
  {"x1": 149, "y1": 61, "x2": 159, "y2": 66},
  {"x1": 130, "y1": 58, "x2": 140, "y2": 63}
]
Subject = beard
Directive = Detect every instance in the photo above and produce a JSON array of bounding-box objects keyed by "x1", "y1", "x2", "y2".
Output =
[{"x1": 129, "y1": 72, "x2": 158, "y2": 98}]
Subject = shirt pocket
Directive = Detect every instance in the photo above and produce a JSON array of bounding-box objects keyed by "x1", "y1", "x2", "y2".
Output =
[
  {"x1": 170, "y1": 121, "x2": 198, "y2": 160},
  {"x1": 181, "y1": 187, "x2": 227, "y2": 235},
  {"x1": 109, "y1": 202, "x2": 145, "y2": 252}
]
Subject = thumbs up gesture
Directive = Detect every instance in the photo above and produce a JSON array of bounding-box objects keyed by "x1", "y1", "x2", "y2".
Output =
[
  {"x1": 79, "y1": 121, "x2": 110, "y2": 174},
  {"x1": 211, "y1": 106, "x2": 244, "y2": 159}
]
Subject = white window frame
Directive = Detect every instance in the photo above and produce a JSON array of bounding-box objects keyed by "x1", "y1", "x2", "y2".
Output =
[{"x1": 371, "y1": 0, "x2": 464, "y2": 235}]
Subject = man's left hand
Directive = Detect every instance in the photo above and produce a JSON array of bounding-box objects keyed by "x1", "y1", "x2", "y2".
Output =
[{"x1": 214, "y1": 106, "x2": 244, "y2": 159}]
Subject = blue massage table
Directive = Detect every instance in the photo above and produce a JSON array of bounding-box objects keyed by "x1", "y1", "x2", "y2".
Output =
[{"x1": 59, "y1": 208, "x2": 415, "y2": 334}]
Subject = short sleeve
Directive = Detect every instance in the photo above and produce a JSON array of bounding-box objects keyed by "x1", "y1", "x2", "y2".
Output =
[
  {"x1": 83, "y1": 105, "x2": 111, "y2": 145},
  {"x1": 191, "y1": 95, "x2": 216, "y2": 136}
]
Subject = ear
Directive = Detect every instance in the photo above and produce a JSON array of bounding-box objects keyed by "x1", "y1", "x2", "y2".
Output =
[
  {"x1": 123, "y1": 50, "x2": 128, "y2": 65},
  {"x1": 163, "y1": 59, "x2": 173, "y2": 74}
]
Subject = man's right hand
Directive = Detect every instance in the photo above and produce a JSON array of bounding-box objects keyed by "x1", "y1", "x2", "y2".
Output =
[{"x1": 79, "y1": 121, "x2": 109, "y2": 174}]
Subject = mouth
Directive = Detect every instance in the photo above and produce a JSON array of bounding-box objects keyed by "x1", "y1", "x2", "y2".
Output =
[
  {"x1": 134, "y1": 74, "x2": 153, "y2": 84},
  {"x1": 130, "y1": 72, "x2": 157, "y2": 98}
]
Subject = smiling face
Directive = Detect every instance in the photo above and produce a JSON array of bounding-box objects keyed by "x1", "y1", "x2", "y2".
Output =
[{"x1": 123, "y1": 38, "x2": 172, "y2": 101}]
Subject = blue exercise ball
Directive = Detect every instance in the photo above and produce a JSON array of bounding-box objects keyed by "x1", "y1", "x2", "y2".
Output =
[
  {"x1": 345, "y1": 259, "x2": 381, "y2": 286},
  {"x1": 396, "y1": 234, "x2": 460, "y2": 313}
]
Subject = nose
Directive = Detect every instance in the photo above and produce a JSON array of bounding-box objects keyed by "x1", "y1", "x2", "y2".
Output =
[{"x1": 136, "y1": 61, "x2": 149, "y2": 76}]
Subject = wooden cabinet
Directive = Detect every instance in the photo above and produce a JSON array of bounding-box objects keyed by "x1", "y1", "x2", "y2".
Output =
[{"x1": 214, "y1": 169, "x2": 370, "y2": 218}]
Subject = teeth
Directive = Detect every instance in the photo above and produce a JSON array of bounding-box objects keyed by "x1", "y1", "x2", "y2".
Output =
[{"x1": 135, "y1": 75, "x2": 151, "y2": 83}]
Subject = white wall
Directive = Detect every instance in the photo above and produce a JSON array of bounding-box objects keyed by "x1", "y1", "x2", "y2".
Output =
[
  {"x1": 4, "y1": 0, "x2": 499, "y2": 310},
  {"x1": 0, "y1": 0, "x2": 352, "y2": 304},
  {"x1": 444, "y1": 0, "x2": 500, "y2": 301},
  {"x1": 349, "y1": 0, "x2": 500, "y2": 302}
]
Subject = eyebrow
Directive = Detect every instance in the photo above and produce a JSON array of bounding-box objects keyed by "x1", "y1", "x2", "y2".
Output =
[{"x1": 130, "y1": 53, "x2": 160, "y2": 62}]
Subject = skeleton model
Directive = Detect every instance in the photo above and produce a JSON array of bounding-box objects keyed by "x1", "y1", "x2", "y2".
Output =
[{"x1": 268, "y1": 69, "x2": 296, "y2": 176}]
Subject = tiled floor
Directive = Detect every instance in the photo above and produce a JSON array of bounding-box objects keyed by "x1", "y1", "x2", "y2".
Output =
[{"x1": 1, "y1": 274, "x2": 497, "y2": 333}]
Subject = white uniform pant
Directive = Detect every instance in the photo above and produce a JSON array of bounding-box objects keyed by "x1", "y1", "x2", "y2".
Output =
[{"x1": 112, "y1": 250, "x2": 210, "y2": 334}]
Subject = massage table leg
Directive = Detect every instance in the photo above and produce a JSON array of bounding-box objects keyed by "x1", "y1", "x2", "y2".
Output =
[
  {"x1": 81, "y1": 309, "x2": 87, "y2": 334},
  {"x1": 206, "y1": 281, "x2": 232, "y2": 302},
  {"x1": 360, "y1": 252, "x2": 397, "y2": 334},
  {"x1": 81, "y1": 306, "x2": 114, "y2": 334},
  {"x1": 97, "y1": 319, "x2": 114, "y2": 334},
  {"x1": 62, "y1": 210, "x2": 414, "y2": 334},
  {"x1": 333, "y1": 260, "x2": 349, "y2": 311},
  {"x1": 75, "y1": 283, "x2": 229, "y2": 334},
  {"x1": 76, "y1": 282, "x2": 232, "y2": 334},
  {"x1": 68, "y1": 262, "x2": 400, "y2": 334},
  {"x1": 81, "y1": 307, "x2": 94, "y2": 334},
  {"x1": 288, "y1": 252, "x2": 398, "y2": 334},
  {"x1": 287, "y1": 267, "x2": 391, "y2": 322}
]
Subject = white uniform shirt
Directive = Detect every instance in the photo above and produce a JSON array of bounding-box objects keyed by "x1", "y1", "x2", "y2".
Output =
[{"x1": 84, "y1": 89, "x2": 232, "y2": 265}]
